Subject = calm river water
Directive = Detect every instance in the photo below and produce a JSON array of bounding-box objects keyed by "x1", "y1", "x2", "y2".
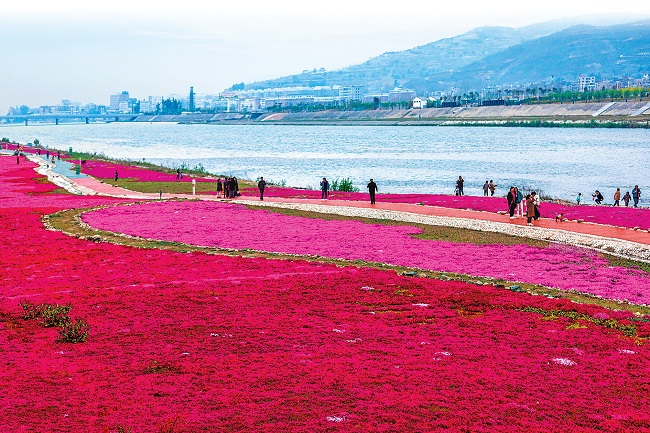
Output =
[{"x1": 2, "y1": 122, "x2": 647, "y2": 202}]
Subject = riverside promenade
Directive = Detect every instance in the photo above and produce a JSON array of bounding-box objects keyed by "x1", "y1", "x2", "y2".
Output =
[{"x1": 33, "y1": 156, "x2": 649, "y2": 262}]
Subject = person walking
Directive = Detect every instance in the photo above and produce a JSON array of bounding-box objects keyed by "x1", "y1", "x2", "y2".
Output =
[
  {"x1": 114, "y1": 170, "x2": 118, "y2": 182},
  {"x1": 488, "y1": 180, "x2": 496, "y2": 196},
  {"x1": 525, "y1": 194, "x2": 535, "y2": 226},
  {"x1": 482, "y1": 181, "x2": 489, "y2": 196},
  {"x1": 515, "y1": 187, "x2": 524, "y2": 218},
  {"x1": 229, "y1": 177, "x2": 237, "y2": 198},
  {"x1": 216, "y1": 178, "x2": 223, "y2": 197},
  {"x1": 258, "y1": 177, "x2": 267, "y2": 201},
  {"x1": 507, "y1": 187, "x2": 517, "y2": 219},
  {"x1": 367, "y1": 179, "x2": 378, "y2": 204},
  {"x1": 224, "y1": 178, "x2": 230, "y2": 199},
  {"x1": 632, "y1": 185, "x2": 641, "y2": 208},
  {"x1": 576, "y1": 193, "x2": 582, "y2": 205},
  {"x1": 532, "y1": 191, "x2": 541, "y2": 220},
  {"x1": 623, "y1": 191, "x2": 632, "y2": 207},
  {"x1": 320, "y1": 177, "x2": 329, "y2": 200},
  {"x1": 613, "y1": 188, "x2": 621, "y2": 206},
  {"x1": 456, "y1": 176, "x2": 464, "y2": 196}
]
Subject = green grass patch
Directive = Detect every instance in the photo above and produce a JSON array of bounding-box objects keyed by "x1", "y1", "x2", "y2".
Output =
[
  {"x1": 601, "y1": 253, "x2": 650, "y2": 276},
  {"x1": 518, "y1": 306, "x2": 638, "y2": 337},
  {"x1": 246, "y1": 205, "x2": 549, "y2": 247},
  {"x1": 99, "y1": 178, "x2": 255, "y2": 195}
]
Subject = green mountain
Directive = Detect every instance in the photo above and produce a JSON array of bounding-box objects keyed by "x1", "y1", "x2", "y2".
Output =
[
  {"x1": 244, "y1": 23, "x2": 567, "y2": 92},
  {"x1": 425, "y1": 20, "x2": 650, "y2": 91},
  {"x1": 242, "y1": 19, "x2": 650, "y2": 95}
]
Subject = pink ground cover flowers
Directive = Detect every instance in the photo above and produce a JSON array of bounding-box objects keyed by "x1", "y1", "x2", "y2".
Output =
[
  {"x1": 3, "y1": 155, "x2": 650, "y2": 432},
  {"x1": 242, "y1": 186, "x2": 650, "y2": 230},
  {"x1": 84, "y1": 200, "x2": 650, "y2": 305},
  {"x1": 79, "y1": 159, "x2": 215, "y2": 183}
]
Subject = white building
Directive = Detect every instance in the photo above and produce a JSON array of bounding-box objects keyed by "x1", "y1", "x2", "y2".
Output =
[
  {"x1": 338, "y1": 85, "x2": 365, "y2": 103},
  {"x1": 412, "y1": 97, "x2": 424, "y2": 109},
  {"x1": 578, "y1": 76, "x2": 596, "y2": 92},
  {"x1": 110, "y1": 91, "x2": 130, "y2": 111}
]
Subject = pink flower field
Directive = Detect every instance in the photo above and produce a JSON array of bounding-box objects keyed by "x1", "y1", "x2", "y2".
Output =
[
  {"x1": 242, "y1": 186, "x2": 650, "y2": 231},
  {"x1": 2, "y1": 155, "x2": 650, "y2": 432},
  {"x1": 84, "y1": 200, "x2": 650, "y2": 305},
  {"x1": 79, "y1": 159, "x2": 215, "y2": 183}
]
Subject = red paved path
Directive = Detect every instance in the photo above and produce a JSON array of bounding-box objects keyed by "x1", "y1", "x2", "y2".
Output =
[{"x1": 73, "y1": 176, "x2": 650, "y2": 246}]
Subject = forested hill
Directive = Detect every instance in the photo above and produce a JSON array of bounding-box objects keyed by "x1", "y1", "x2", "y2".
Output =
[
  {"x1": 241, "y1": 19, "x2": 650, "y2": 94},
  {"x1": 420, "y1": 20, "x2": 650, "y2": 91}
]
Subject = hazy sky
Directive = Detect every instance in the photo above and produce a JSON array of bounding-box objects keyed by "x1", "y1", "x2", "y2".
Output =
[{"x1": 2, "y1": 0, "x2": 649, "y2": 113}]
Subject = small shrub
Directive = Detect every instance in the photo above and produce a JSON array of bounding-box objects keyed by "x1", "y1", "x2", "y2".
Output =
[
  {"x1": 115, "y1": 425, "x2": 132, "y2": 433},
  {"x1": 56, "y1": 318, "x2": 90, "y2": 343},
  {"x1": 332, "y1": 177, "x2": 359, "y2": 192},
  {"x1": 20, "y1": 300, "x2": 45, "y2": 320},
  {"x1": 40, "y1": 304, "x2": 72, "y2": 327}
]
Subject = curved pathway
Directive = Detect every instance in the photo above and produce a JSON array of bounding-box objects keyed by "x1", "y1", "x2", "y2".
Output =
[{"x1": 23, "y1": 154, "x2": 650, "y2": 261}]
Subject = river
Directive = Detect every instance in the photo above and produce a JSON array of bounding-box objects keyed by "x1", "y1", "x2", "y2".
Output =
[{"x1": 1, "y1": 122, "x2": 647, "y2": 202}]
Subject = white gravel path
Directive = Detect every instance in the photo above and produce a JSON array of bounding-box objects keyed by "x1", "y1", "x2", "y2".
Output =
[{"x1": 233, "y1": 199, "x2": 650, "y2": 263}]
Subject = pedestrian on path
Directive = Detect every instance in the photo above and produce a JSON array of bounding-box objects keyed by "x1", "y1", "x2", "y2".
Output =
[
  {"x1": 482, "y1": 181, "x2": 489, "y2": 196},
  {"x1": 632, "y1": 185, "x2": 641, "y2": 207},
  {"x1": 623, "y1": 191, "x2": 632, "y2": 207},
  {"x1": 489, "y1": 180, "x2": 496, "y2": 196},
  {"x1": 216, "y1": 178, "x2": 223, "y2": 197},
  {"x1": 507, "y1": 187, "x2": 517, "y2": 219},
  {"x1": 613, "y1": 188, "x2": 621, "y2": 206},
  {"x1": 320, "y1": 177, "x2": 329, "y2": 200},
  {"x1": 258, "y1": 177, "x2": 267, "y2": 201},
  {"x1": 455, "y1": 176, "x2": 464, "y2": 196},
  {"x1": 532, "y1": 191, "x2": 540, "y2": 220},
  {"x1": 515, "y1": 187, "x2": 524, "y2": 218},
  {"x1": 525, "y1": 194, "x2": 535, "y2": 226},
  {"x1": 367, "y1": 179, "x2": 378, "y2": 204},
  {"x1": 114, "y1": 170, "x2": 118, "y2": 182},
  {"x1": 592, "y1": 190, "x2": 603, "y2": 205},
  {"x1": 576, "y1": 193, "x2": 582, "y2": 205}
]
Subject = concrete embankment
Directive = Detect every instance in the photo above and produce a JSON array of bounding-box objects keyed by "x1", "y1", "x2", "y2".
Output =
[{"x1": 126, "y1": 101, "x2": 650, "y2": 126}]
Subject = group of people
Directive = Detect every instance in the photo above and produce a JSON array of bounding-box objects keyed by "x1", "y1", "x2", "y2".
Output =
[
  {"x1": 216, "y1": 177, "x2": 240, "y2": 198},
  {"x1": 506, "y1": 187, "x2": 542, "y2": 226},
  {"x1": 506, "y1": 187, "x2": 539, "y2": 223},
  {"x1": 482, "y1": 180, "x2": 497, "y2": 196},
  {"x1": 583, "y1": 185, "x2": 642, "y2": 207}
]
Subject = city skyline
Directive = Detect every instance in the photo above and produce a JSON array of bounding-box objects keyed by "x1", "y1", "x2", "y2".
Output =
[{"x1": 2, "y1": 1, "x2": 650, "y2": 113}]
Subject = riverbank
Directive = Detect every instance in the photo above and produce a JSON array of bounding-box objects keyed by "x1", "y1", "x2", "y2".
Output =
[{"x1": 3, "y1": 100, "x2": 650, "y2": 128}]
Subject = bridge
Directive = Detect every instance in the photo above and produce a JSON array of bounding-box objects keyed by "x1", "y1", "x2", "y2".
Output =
[{"x1": 0, "y1": 113, "x2": 139, "y2": 125}]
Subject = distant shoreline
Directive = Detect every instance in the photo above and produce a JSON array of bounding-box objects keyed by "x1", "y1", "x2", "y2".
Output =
[{"x1": 4, "y1": 101, "x2": 650, "y2": 128}]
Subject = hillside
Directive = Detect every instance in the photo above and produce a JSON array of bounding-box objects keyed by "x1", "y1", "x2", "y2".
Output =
[
  {"x1": 427, "y1": 20, "x2": 650, "y2": 90},
  {"x1": 244, "y1": 23, "x2": 565, "y2": 92},
  {"x1": 242, "y1": 19, "x2": 650, "y2": 94}
]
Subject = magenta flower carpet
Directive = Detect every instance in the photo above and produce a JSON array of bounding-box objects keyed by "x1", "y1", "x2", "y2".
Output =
[
  {"x1": 2, "y1": 156, "x2": 650, "y2": 432},
  {"x1": 242, "y1": 186, "x2": 650, "y2": 231},
  {"x1": 84, "y1": 201, "x2": 650, "y2": 305}
]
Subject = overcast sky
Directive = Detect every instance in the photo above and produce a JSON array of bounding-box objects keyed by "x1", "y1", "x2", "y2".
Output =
[{"x1": 2, "y1": 0, "x2": 649, "y2": 113}]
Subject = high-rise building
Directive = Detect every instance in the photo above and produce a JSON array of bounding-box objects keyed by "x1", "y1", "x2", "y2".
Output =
[
  {"x1": 189, "y1": 87, "x2": 195, "y2": 112},
  {"x1": 110, "y1": 91, "x2": 130, "y2": 111}
]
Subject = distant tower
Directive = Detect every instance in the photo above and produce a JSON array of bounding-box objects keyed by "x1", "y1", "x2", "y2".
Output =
[{"x1": 189, "y1": 87, "x2": 195, "y2": 112}]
